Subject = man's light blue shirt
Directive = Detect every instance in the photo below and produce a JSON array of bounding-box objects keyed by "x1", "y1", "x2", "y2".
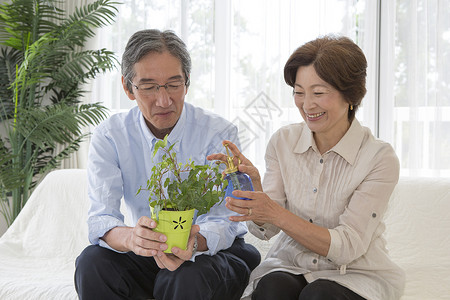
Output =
[{"x1": 87, "y1": 102, "x2": 247, "y2": 256}]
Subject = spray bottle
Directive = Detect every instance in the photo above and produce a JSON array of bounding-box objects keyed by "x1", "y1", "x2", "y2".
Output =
[{"x1": 222, "y1": 144, "x2": 254, "y2": 199}]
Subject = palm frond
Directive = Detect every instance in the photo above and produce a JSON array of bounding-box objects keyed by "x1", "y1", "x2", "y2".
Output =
[
  {"x1": 0, "y1": 138, "x2": 26, "y2": 191},
  {"x1": 48, "y1": 86, "x2": 84, "y2": 105},
  {"x1": 37, "y1": 136, "x2": 85, "y2": 175},
  {"x1": 14, "y1": 33, "x2": 56, "y2": 94},
  {"x1": 59, "y1": 0, "x2": 119, "y2": 47},
  {"x1": 14, "y1": 102, "x2": 108, "y2": 150},
  {"x1": 50, "y1": 49, "x2": 117, "y2": 88},
  {"x1": 15, "y1": 105, "x2": 79, "y2": 149},
  {"x1": 0, "y1": 0, "x2": 64, "y2": 49},
  {"x1": 76, "y1": 103, "x2": 109, "y2": 126},
  {"x1": 14, "y1": 103, "x2": 102, "y2": 149},
  {"x1": 0, "y1": 48, "x2": 21, "y2": 119}
]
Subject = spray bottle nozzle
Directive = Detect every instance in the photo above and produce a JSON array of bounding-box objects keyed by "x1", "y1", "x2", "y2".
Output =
[{"x1": 223, "y1": 144, "x2": 239, "y2": 174}]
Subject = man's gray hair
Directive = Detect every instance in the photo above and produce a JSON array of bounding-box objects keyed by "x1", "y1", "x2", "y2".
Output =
[{"x1": 122, "y1": 29, "x2": 191, "y2": 93}]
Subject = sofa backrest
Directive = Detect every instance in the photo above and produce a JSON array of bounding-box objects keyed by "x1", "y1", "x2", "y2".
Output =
[
  {"x1": 0, "y1": 169, "x2": 90, "y2": 258},
  {"x1": 383, "y1": 176, "x2": 450, "y2": 299}
]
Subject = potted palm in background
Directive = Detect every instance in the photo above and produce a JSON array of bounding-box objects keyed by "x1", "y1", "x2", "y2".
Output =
[{"x1": 0, "y1": 0, "x2": 119, "y2": 227}]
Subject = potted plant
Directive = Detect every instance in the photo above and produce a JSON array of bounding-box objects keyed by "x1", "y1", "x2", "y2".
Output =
[
  {"x1": 0, "y1": 0, "x2": 119, "y2": 226},
  {"x1": 137, "y1": 135, "x2": 227, "y2": 253}
]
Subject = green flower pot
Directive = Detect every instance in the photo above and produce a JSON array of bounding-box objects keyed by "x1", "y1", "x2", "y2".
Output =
[{"x1": 151, "y1": 208, "x2": 195, "y2": 253}]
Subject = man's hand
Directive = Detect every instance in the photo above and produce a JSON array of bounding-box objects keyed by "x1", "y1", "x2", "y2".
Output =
[
  {"x1": 126, "y1": 216, "x2": 172, "y2": 256},
  {"x1": 154, "y1": 225, "x2": 201, "y2": 271},
  {"x1": 102, "y1": 216, "x2": 169, "y2": 256}
]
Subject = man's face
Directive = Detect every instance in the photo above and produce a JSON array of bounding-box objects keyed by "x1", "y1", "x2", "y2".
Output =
[{"x1": 123, "y1": 51, "x2": 188, "y2": 139}]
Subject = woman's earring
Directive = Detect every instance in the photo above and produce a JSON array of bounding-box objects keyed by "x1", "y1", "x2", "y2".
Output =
[{"x1": 350, "y1": 104, "x2": 353, "y2": 111}]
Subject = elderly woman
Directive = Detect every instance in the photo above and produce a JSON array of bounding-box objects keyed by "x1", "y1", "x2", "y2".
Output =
[{"x1": 208, "y1": 35, "x2": 404, "y2": 300}]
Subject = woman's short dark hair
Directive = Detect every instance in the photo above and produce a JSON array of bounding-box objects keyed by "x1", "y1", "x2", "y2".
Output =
[
  {"x1": 284, "y1": 35, "x2": 367, "y2": 121},
  {"x1": 121, "y1": 29, "x2": 191, "y2": 93}
]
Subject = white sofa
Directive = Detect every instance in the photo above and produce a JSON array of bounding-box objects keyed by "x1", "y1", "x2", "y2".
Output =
[{"x1": 0, "y1": 169, "x2": 448, "y2": 299}]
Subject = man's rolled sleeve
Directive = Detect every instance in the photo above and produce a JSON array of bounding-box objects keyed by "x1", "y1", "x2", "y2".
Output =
[
  {"x1": 196, "y1": 201, "x2": 248, "y2": 256},
  {"x1": 88, "y1": 214, "x2": 127, "y2": 245}
]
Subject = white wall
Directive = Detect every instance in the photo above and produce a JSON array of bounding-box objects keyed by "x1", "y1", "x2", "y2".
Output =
[{"x1": 0, "y1": 216, "x2": 7, "y2": 237}]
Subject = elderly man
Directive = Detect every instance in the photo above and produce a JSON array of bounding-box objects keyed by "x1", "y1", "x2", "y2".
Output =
[{"x1": 74, "y1": 29, "x2": 260, "y2": 300}]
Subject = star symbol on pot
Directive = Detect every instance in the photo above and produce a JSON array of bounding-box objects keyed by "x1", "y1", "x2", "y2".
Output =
[{"x1": 173, "y1": 216, "x2": 186, "y2": 230}]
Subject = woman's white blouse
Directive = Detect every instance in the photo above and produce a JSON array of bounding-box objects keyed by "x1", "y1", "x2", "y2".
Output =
[{"x1": 242, "y1": 119, "x2": 405, "y2": 300}]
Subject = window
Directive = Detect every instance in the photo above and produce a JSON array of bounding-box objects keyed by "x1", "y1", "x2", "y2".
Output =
[
  {"x1": 379, "y1": 0, "x2": 450, "y2": 177},
  {"x1": 92, "y1": 0, "x2": 450, "y2": 178}
]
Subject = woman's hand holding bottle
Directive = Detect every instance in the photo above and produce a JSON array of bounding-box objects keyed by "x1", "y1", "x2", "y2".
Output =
[
  {"x1": 207, "y1": 140, "x2": 282, "y2": 226},
  {"x1": 207, "y1": 140, "x2": 262, "y2": 191}
]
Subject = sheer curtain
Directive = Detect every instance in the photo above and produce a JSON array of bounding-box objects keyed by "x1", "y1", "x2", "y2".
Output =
[
  {"x1": 216, "y1": 0, "x2": 371, "y2": 173},
  {"x1": 379, "y1": 0, "x2": 450, "y2": 177},
  {"x1": 92, "y1": 0, "x2": 372, "y2": 173},
  {"x1": 91, "y1": 0, "x2": 450, "y2": 177}
]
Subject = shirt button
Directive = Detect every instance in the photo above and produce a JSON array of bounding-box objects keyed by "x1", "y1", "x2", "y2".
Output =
[
  {"x1": 320, "y1": 158, "x2": 323, "y2": 164},
  {"x1": 309, "y1": 219, "x2": 313, "y2": 223},
  {"x1": 259, "y1": 227, "x2": 265, "y2": 231},
  {"x1": 313, "y1": 187, "x2": 317, "y2": 193},
  {"x1": 313, "y1": 259, "x2": 318, "y2": 264},
  {"x1": 372, "y1": 213, "x2": 377, "y2": 218}
]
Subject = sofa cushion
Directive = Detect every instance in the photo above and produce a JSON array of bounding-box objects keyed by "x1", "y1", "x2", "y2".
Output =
[{"x1": 382, "y1": 177, "x2": 449, "y2": 300}]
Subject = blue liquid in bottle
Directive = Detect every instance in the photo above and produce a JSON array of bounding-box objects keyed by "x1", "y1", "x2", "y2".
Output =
[
  {"x1": 222, "y1": 144, "x2": 254, "y2": 200},
  {"x1": 224, "y1": 171, "x2": 254, "y2": 200}
]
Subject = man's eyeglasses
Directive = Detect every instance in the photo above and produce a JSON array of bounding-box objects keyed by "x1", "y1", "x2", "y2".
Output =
[{"x1": 129, "y1": 80, "x2": 186, "y2": 97}]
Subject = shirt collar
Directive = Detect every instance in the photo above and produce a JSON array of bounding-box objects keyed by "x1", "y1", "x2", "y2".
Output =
[
  {"x1": 166, "y1": 103, "x2": 186, "y2": 148},
  {"x1": 331, "y1": 119, "x2": 364, "y2": 165},
  {"x1": 293, "y1": 119, "x2": 364, "y2": 166},
  {"x1": 294, "y1": 124, "x2": 314, "y2": 154}
]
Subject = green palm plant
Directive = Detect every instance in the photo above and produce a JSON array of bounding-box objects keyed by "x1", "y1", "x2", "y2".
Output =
[{"x1": 0, "y1": 0, "x2": 119, "y2": 226}]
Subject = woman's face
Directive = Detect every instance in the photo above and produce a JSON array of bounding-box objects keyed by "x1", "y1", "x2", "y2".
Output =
[{"x1": 294, "y1": 65, "x2": 350, "y2": 142}]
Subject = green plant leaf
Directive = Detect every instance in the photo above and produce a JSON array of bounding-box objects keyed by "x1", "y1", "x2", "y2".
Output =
[{"x1": 139, "y1": 134, "x2": 226, "y2": 218}]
